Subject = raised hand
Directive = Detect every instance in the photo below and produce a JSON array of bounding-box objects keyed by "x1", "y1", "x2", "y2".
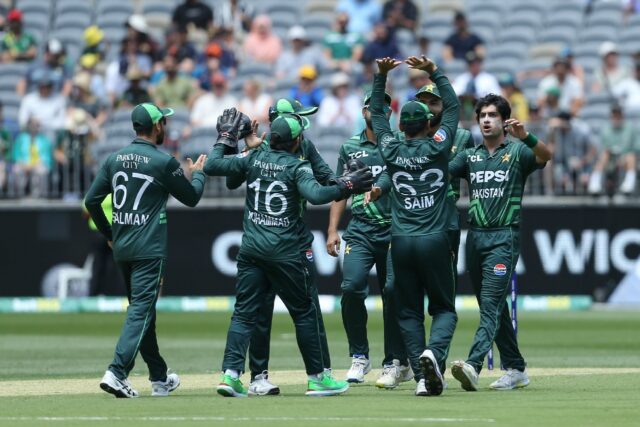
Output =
[
  {"x1": 504, "y1": 118, "x2": 527, "y2": 139},
  {"x1": 244, "y1": 119, "x2": 267, "y2": 149},
  {"x1": 376, "y1": 57, "x2": 403, "y2": 75},
  {"x1": 405, "y1": 55, "x2": 437, "y2": 74},
  {"x1": 216, "y1": 108, "x2": 243, "y2": 149},
  {"x1": 187, "y1": 154, "x2": 207, "y2": 172}
]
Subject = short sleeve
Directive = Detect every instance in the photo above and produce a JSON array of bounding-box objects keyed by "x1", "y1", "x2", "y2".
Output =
[{"x1": 517, "y1": 143, "x2": 539, "y2": 176}]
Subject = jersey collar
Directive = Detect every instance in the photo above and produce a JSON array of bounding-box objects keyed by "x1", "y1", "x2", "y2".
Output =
[
  {"x1": 132, "y1": 137, "x2": 158, "y2": 148},
  {"x1": 475, "y1": 139, "x2": 511, "y2": 157}
]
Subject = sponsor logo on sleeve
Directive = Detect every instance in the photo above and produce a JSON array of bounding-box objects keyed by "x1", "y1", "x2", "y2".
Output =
[
  {"x1": 494, "y1": 263, "x2": 507, "y2": 276},
  {"x1": 434, "y1": 129, "x2": 447, "y2": 143},
  {"x1": 305, "y1": 250, "x2": 314, "y2": 262}
]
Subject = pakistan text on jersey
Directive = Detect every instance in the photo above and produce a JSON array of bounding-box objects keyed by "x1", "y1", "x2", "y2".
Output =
[
  {"x1": 112, "y1": 212, "x2": 150, "y2": 226},
  {"x1": 394, "y1": 156, "x2": 432, "y2": 170},
  {"x1": 404, "y1": 194, "x2": 435, "y2": 209},
  {"x1": 248, "y1": 211, "x2": 290, "y2": 227},
  {"x1": 472, "y1": 188, "x2": 505, "y2": 199}
]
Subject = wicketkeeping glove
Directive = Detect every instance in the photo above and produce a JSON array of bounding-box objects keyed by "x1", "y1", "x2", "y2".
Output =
[
  {"x1": 236, "y1": 112, "x2": 253, "y2": 140},
  {"x1": 216, "y1": 108, "x2": 242, "y2": 150},
  {"x1": 332, "y1": 159, "x2": 374, "y2": 200}
]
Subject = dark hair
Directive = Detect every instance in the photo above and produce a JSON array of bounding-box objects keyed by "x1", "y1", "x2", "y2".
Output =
[
  {"x1": 430, "y1": 112, "x2": 442, "y2": 129},
  {"x1": 474, "y1": 93, "x2": 511, "y2": 122},
  {"x1": 403, "y1": 119, "x2": 428, "y2": 138},
  {"x1": 270, "y1": 133, "x2": 301, "y2": 151}
]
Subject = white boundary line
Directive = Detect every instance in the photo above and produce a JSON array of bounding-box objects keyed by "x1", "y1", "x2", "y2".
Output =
[{"x1": 0, "y1": 416, "x2": 496, "y2": 423}]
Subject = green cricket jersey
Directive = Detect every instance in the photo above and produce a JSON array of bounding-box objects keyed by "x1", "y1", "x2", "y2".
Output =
[
  {"x1": 449, "y1": 140, "x2": 542, "y2": 228},
  {"x1": 85, "y1": 138, "x2": 206, "y2": 261},
  {"x1": 337, "y1": 130, "x2": 391, "y2": 227},
  {"x1": 449, "y1": 128, "x2": 475, "y2": 201},
  {"x1": 205, "y1": 144, "x2": 342, "y2": 260},
  {"x1": 369, "y1": 70, "x2": 460, "y2": 236},
  {"x1": 226, "y1": 137, "x2": 335, "y2": 250}
]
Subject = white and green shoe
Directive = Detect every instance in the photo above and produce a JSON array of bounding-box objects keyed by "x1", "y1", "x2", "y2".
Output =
[
  {"x1": 217, "y1": 374, "x2": 248, "y2": 397},
  {"x1": 451, "y1": 360, "x2": 479, "y2": 392},
  {"x1": 490, "y1": 369, "x2": 529, "y2": 390},
  {"x1": 306, "y1": 372, "x2": 349, "y2": 396}
]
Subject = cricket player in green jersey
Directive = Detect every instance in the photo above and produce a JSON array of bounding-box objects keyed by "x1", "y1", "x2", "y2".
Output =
[
  {"x1": 204, "y1": 109, "x2": 373, "y2": 397},
  {"x1": 85, "y1": 103, "x2": 207, "y2": 398},
  {"x1": 225, "y1": 99, "x2": 335, "y2": 396},
  {"x1": 369, "y1": 56, "x2": 460, "y2": 397},
  {"x1": 448, "y1": 94, "x2": 551, "y2": 391},
  {"x1": 326, "y1": 90, "x2": 412, "y2": 388}
]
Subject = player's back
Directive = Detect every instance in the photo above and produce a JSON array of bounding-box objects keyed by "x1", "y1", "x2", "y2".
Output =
[
  {"x1": 240, "y1": 149, "x2": 311, "y2": 260},
  {"x1": 104, "y1": 139, "x2": 174, "y2": 261}
]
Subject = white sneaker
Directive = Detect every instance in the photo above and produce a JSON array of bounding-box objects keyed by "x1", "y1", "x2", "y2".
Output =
[
  {"x1": 399, "y1": 362, "x2": 414, "y2": 383},
  {"x1": 451, "y1": 360, "x2": 479, "y2": 391},
  {"x1": 100, "y1": 370, "x2": 139, "y2": 398},
  {"x1": 376, "y1": 360, "x2": 401, "y2": 389},
  {"x1": 490, "y1": 369, "x2": 530, "y2": 390},
  {"x1": 248, "y1": 371, "x2": 280, "y2": 396},
  {"x1": 620, "y1": 171, "x2": 636, "y2": 194},
  {"x1": 151, "y1": 371, "x2": 181, "y2": 396},
  {"x1": 419, "y1": 349, "x2": 444, "y2": 396},
  {"x1": 346, "y1": 355, "x2": 371, "y2": 383},
  {"x1": 415, "y1": 378, "x2": 428, "y2": 396},
  {"x1": 588, "y1": 171, "x2": 603, "y2": 194}
]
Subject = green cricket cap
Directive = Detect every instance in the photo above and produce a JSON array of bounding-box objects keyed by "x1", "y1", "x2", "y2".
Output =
[
  {"x1": 363, "y1": 90, "x2": 392, "y2": 106},
  {"x1": 400, "y1": 100, "x2": 434, "y2": 123},
  {"x1": 270, "y1": 114, "x2": 303, "y2": 143},
  {"x1": 271, "y1": 98, "x2": 317, "y2": 129},
  {"x1": 546, "y1": 86, "x2": 561, "y2": 97},
  {"x1": 415, "y1": 83, "x2": 441, "y2": 99},
  {"x1": 131, "y1": 103, "x2": 174, "y2": 131}
]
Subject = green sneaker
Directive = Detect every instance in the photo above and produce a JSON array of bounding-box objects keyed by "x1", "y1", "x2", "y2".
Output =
[
  {"x1": 216, "y1": 374, "x2": 247, "y2": 398},
  {"x1": 305, "y1": 372, "x2": 349, "y2": 396}
]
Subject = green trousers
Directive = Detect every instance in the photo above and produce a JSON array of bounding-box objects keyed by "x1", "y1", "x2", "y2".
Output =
[
  {"x1": 465, "y1": 227, "x2": 526, "y2": 373},
  {"x1": 222, "y1": 252, "x2": 324, "y2": 375},
  {"x1": 341, "y1": 220, "x2": 407, "y2": 366},
  {"x1": 109, "y1": 258, "x2": 167, "y2": 382},
  {"x1": 391, "y1": 232, "x2": 458, "y2": 378},
  {"x1": 248, "y1": 249, "x2": 331, "y2": 380}
]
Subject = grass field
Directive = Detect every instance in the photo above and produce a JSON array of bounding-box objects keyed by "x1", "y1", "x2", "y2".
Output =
[{"x1": 1, "y1": 310, "x2": 639, "y2": 426}]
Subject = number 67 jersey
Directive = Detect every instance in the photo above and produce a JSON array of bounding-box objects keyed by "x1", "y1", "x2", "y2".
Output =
[{"x1": 85, "y1": 138, "x2": 206, "y2": 261}]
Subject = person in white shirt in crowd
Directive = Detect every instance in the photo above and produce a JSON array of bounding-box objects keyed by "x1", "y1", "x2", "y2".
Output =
[
  {"x1": 537, "y1": 57, "x2": 584, "y2": 118},
  {"x1": 18, "y1": 73, "x2": 66, "y2": 134},
  {"x1": 593, "y1": 42, "x2": 631, "y2": 94},
  {"x1": 317, "y1": 72, "x2": 361, "y2": 131},
  {"x1": 238, "y1": 79, "x2": 272, "y2": 125},
  {"x1": 613, "y1": 61, "x2": 640, "y2": 115},
  {"x1": 452, "y1": 52, "x2": 501, "y2": 101},
  {"x1": 275, "y1": 26, "x2": 324, "y2": 82},
  {"x1": 190, "y1": 72, "x2": 238, "y2": 128}
]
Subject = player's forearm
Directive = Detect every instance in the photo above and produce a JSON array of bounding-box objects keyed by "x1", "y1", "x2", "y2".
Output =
[
  {"x1": 301, "y1": 182, "x2": 343, "y2": 205},
  {"x1": 369, "y1": 73, "x2": 393, "y2": 141},
  {"x1": 432, "y1": 69, "x2": 460, "y2": 140},
  {"x1": 327, "y1": 199, "x2": 347, "y2": 233},
  {"x1": 375, "y1": 170, "x2": 391, "y2": 195},
  {"x1": 522, "y1": 133, "x2": 552, "y2": 164},
  {"x1": 203, "y1": 144, "x2": 245, "y2": 177}
]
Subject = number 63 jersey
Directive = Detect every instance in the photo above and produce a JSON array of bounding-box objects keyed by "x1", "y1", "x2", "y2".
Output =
[{"x1": 85, "y1": 138, "x2": 206, "y2": 261}]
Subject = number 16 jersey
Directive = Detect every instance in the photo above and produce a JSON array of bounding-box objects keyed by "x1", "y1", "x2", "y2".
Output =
[{"x1": 85, "y1": 138, "x2": 206, "y2": 261}]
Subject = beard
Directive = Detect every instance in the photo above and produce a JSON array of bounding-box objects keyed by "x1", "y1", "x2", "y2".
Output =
[
  {"x1": 156, "y1": 130, "x2": 165, "y2": 145},
  {"x1": 365, "y1": 116, "x2": 373, "y2": 130}
]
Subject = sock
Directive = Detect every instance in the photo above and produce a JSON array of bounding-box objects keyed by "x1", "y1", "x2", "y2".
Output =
[{"x1": 224, "y1": 369, "x2": 239, "y2": 379}]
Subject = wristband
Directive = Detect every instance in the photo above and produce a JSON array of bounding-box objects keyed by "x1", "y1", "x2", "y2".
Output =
[{"x1": 521, "y1": 132, "x2": 538, "y2": 148}]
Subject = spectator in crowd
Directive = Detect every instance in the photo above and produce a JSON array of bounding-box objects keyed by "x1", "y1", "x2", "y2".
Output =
[
  {"x1": 0, "y1": 9, "x2": 37, "y2": 62},
  {"x1": 215, "y1": 0, "x2": 254, "y2": 35},
  {"x1": 537, "y1": 57, "x2": 584, "y2": 118},
  {"x1": 624, "y1": 0, "x2": 640, "y2": 19},
  {"x1": 82, "y1": 26, "x2": 108, "y2": 64},
  {"x1": 323, "y1": 13, "x2": 364, "y2": 73},
  {"x1": 0, "y1": 102, "x2": 10, "y2": 193},
  {"x1": 172, "y1": 0, "x2": 214, "y2": 33},
  {"x1": 105, "y1": 37, "x2": 153, "y2": 106},
  {"x1": 18, "y1": 74, "x2": 66, "y2": 134},
  {"x1": 242, "y1": 15, "x2": 282, "y2": 64},
  {"x1": 539, "y1": 86, "x2": 562, "y2": 120},
  {"x1": 158, "y1": 26, "x2": 198, "y2": 70},
  {"x1": 442, "y1": 12, "x2": 485, "y2": 63},
  {"x1": 125, "y1": 15, "x2": 158, "y2": 61},
  {"x1": 382, "y1": 0, "x2": 419, "y2": 33},
  {"x1": 78, "y1": 53, "x2": 107, "y2": 100},
  {"x1": 547, "y1": 111, "x2": 597, "y2": 194},
  {"x1": 289, "y1": 65, "x2": 324, "y2": 109},
  {"x1": 593, "y1": 42, "x2": 630, "y2": 94},
  {"x1": 559, "y1": 47, "x2": 585, "y2": 88},
  {"x1": 499, "y1": 73, "x2": 529, "y2": 123},
  {"x1": 238, "y1": 79, "x2": 272, "y2": 125},
  {"x1": 613, "y1": 61, "x2": 640, "y2": 115},
  {"x1": 360, "y1": 22, "x2": 401, "y2": 65},
  {"x1": 405, "y1": 68, "x2": 429, "y2": 102},
  {"x1": 152, "y1": 55, "x2": 197, "y2": 110},
  {"x1": 190, "y1": 72, "x2": 237, "y2": 128},
  {"x1": 68, "y1": 72, "x2": 108, "y2": 133},
  {"x1": 416, "y1": 33, "x2": 431, "y2": 57},
  {"x1": 276, "y1": 26, "x2": 323, "y2": 82},
  {"x1": 336, "y1": 0, "x2": 382, "y2": 35},
  {"x1": 17, "y1": 39, "x2": 72, "y2": 97},
  {"x1": 0, "y1": 4, "x2": 7, "y2": 32},
  {"x1": 588, "y1": 105, "x2": 638, "y2": 195},
  {"x1": 317, "y1": 72, "x2": 361, "y2": 129},
  {"x1": 11, "y1": 117, "x2": 53, "y2": 198},
  {"x1": 452, "y1": 52, "x2": 501, "y2": 100},
  {"x1": 118, "y1": 66, "x2": 152, "y2": 109}
]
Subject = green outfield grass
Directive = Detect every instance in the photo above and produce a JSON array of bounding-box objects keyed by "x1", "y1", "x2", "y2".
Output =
[{"x1": 1, "y1": 310, "x2": 639, "y2": 426}]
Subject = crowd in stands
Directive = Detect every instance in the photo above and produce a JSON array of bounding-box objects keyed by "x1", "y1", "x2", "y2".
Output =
[{"x1": 0, "y1": 0, "x2": 640, "y2": 200}]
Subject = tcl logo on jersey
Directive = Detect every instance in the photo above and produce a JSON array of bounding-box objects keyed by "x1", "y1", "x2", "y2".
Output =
[
  {"x1": 469, "y1": 155, "x2": 484, "y2": 162},
  {"x1": 433, "y1": 129, "x2": 447, "y2": 142},
  {"x1": 470, "y1": 170, "x2": 510, "y2": 183},
  {"x1": 347, "y1": 151, "x2": 369, "y2": 159}
]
